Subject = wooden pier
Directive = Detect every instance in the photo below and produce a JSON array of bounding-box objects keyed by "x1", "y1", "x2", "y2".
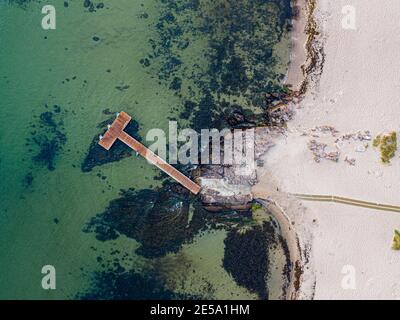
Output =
[{"x1": 98, "y1": 111, "x2": 201, "y2": 195}]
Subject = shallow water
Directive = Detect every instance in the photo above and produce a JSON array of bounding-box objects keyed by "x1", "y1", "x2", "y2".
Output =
[{"x1": 0, "y1": 0, "x2": 292, "y2": 299}]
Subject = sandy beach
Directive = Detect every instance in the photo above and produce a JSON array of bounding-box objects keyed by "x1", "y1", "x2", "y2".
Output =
[{"x1": 254, "y1": 0, "x2": 400, "y2": 299}]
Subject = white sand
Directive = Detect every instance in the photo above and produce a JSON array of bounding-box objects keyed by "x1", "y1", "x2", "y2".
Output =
[{"x1": 254, "y1": 0, "x2": 400, "y2": 299}]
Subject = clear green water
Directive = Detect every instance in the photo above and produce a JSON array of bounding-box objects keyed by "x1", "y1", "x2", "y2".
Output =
[{"x1": 0, "y1": 0, "x2": 292, "y2": 299}]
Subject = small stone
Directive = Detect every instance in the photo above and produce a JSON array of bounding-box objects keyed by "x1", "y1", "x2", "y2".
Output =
[
  {"x1": 355, "y1": 145, "x2": 367, "y2": 152},
  {"x1": 83, "y1": 0, "x2": 91, "y2": 8},
  {"x1": 345, "y1": 157, "x2": 356, "y2": 166}
]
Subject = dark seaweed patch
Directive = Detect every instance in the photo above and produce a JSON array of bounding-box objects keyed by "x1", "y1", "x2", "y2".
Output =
[
  {"x1": 115, "y1": 84, "x2": 130, "y2": 91},
  {"x1": 223, "y1": 221, "x2": 277, "y2": 299},
  {"x1": 142, "y1": 0, "x2": 293, "y2": 130},
  {"x1": 76, "y1": 265, "x2": 201, "y2": 300},
  {"x1": 84, "y1": 184, "x2": 214, "y2": 258},
  {"x1": 7, "y1": 0, "x2": 34, "y2": 8},
  {"x1": 83, "y1": 0, "x2": 105, "y2": 13},
  {"x1": 23, "y1": 172, "x2": 34, "y2": 188},
  {"x1": 84, "y1": 180, "x2": 247, "y2": 259},
  {"x1": 26, "y1": 107, "x2": 67, "y2": 171},
  {"x1": 78, "y1": 270, "x2": 176, "y2": 299}
]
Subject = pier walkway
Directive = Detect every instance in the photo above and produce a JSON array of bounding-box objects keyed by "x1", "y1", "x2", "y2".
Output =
[
  {"x1": 98, "y1": 111, "x2": 201, "y2": 195},
  {"x1": 291, "y1": 193, "x2": 400, "y2": 213}
]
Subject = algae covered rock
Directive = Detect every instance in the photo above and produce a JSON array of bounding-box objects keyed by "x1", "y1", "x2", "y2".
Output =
[{"x1": 84, "y1": 184, "x2": 211, "y2": 258}]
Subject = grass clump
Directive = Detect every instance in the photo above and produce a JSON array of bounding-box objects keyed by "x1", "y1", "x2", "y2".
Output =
[
  {"x1": 251, "y1": 203, "x2": 262, "y2": 213},
  {"x1": 373, "y1": 132, "x2": 397, "y2": 164},
  {"x1": 392, "y1": 230, "x2": 400, "y2": 250},
  {"x1": 372, "y1": 135, "x2": 381, "y2": 147}
]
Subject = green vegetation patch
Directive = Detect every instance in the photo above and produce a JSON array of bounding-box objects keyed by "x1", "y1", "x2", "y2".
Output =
[
  {"x1": 373, "y1": 132, "x2": 397, "y2": 164},
  {"x1": 392, "y1": 230, "x2": 400, "y2": 250},
  {"x1": 250, "y1": 203, "x2": 263, "y2": 213}
]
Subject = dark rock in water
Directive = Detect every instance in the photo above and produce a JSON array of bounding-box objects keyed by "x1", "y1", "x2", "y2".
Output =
[
  {"x1": 84, "y1": 184, "x2": 213, "y2": 258},
  {"x1": 227, "y1": 110, "x2": 245, "y2": 125},
  {"x1": 102, "y1": 108, "x2": 114, "y2": 115},
  {"x1": 225, "y1": 107, "x2": 258, "y2": 128},
  {"x1": 139, "y1": 58, "x2": 151, "y2": 67},
  {"x1": 169, "y1": 77, "x2": 182, "y2": 91},
  {"x1": 81, "y1": 118, "x2": 141, "y2": 172},
  {"x1": 138, "y1": 12, "x2": 149, "y2": 19},
  {"x1": 223, "y1": 221, "x2": 277, "y2": 300},
  {"x1": 83, "y1": 0, "x2": 91, "y2": 8},
  {"x1": 92, "y1": 36, "x2": 100, "y2": 42},
  {"x1": 40, "y1": 111, "x2": 57, "y2": 128},
  {"x1": 115, "y1": 84, "x2": 130, "y2": 91},
  {"x1": 53, "y1": 105, "x2": 61, "y2": 113}
]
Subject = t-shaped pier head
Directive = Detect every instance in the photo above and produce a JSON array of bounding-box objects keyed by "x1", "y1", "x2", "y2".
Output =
[{"x1": 98, "y1": 111, "x2": 132, "y2": 150}]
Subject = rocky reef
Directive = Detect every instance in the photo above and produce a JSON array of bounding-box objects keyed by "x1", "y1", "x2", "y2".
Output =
[
  {"x1": 142, "y1": 0, "x2": 294, "y2": 131},
  {"x1": 84, "y1": 183, "x2": 222, "y2": 258}
]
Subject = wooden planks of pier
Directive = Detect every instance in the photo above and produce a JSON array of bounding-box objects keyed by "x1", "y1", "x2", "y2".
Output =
[{"x1": 98, "y1": 111, "x2": 201, "y2": 195}]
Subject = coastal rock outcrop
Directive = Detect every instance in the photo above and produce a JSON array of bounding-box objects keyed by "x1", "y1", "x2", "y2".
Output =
[{"x1": 198, "y1": 127, "x2": 282, "y2": 211}]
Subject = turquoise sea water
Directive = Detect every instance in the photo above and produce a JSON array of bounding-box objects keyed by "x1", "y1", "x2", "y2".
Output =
[{"x1": 0, "y1": 0, "x2": 293, "y2": 299}]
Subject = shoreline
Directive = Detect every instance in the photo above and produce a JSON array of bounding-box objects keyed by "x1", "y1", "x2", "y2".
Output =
[
  {"x1": 284, "y1": 0, "x2": 308, "y2": 92},
  {"x1": 255, "y1": 0, "x2": 400, "y2": 299},
  {"x1": 252, "y1": 0, "x2": 318, "y2": 300},
  {"x1": 255, "y1": 197, "x2": 306, "y2": 300},
  {"x1": 285, "y1": 0, "x2": 323, "y2": 97}
]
